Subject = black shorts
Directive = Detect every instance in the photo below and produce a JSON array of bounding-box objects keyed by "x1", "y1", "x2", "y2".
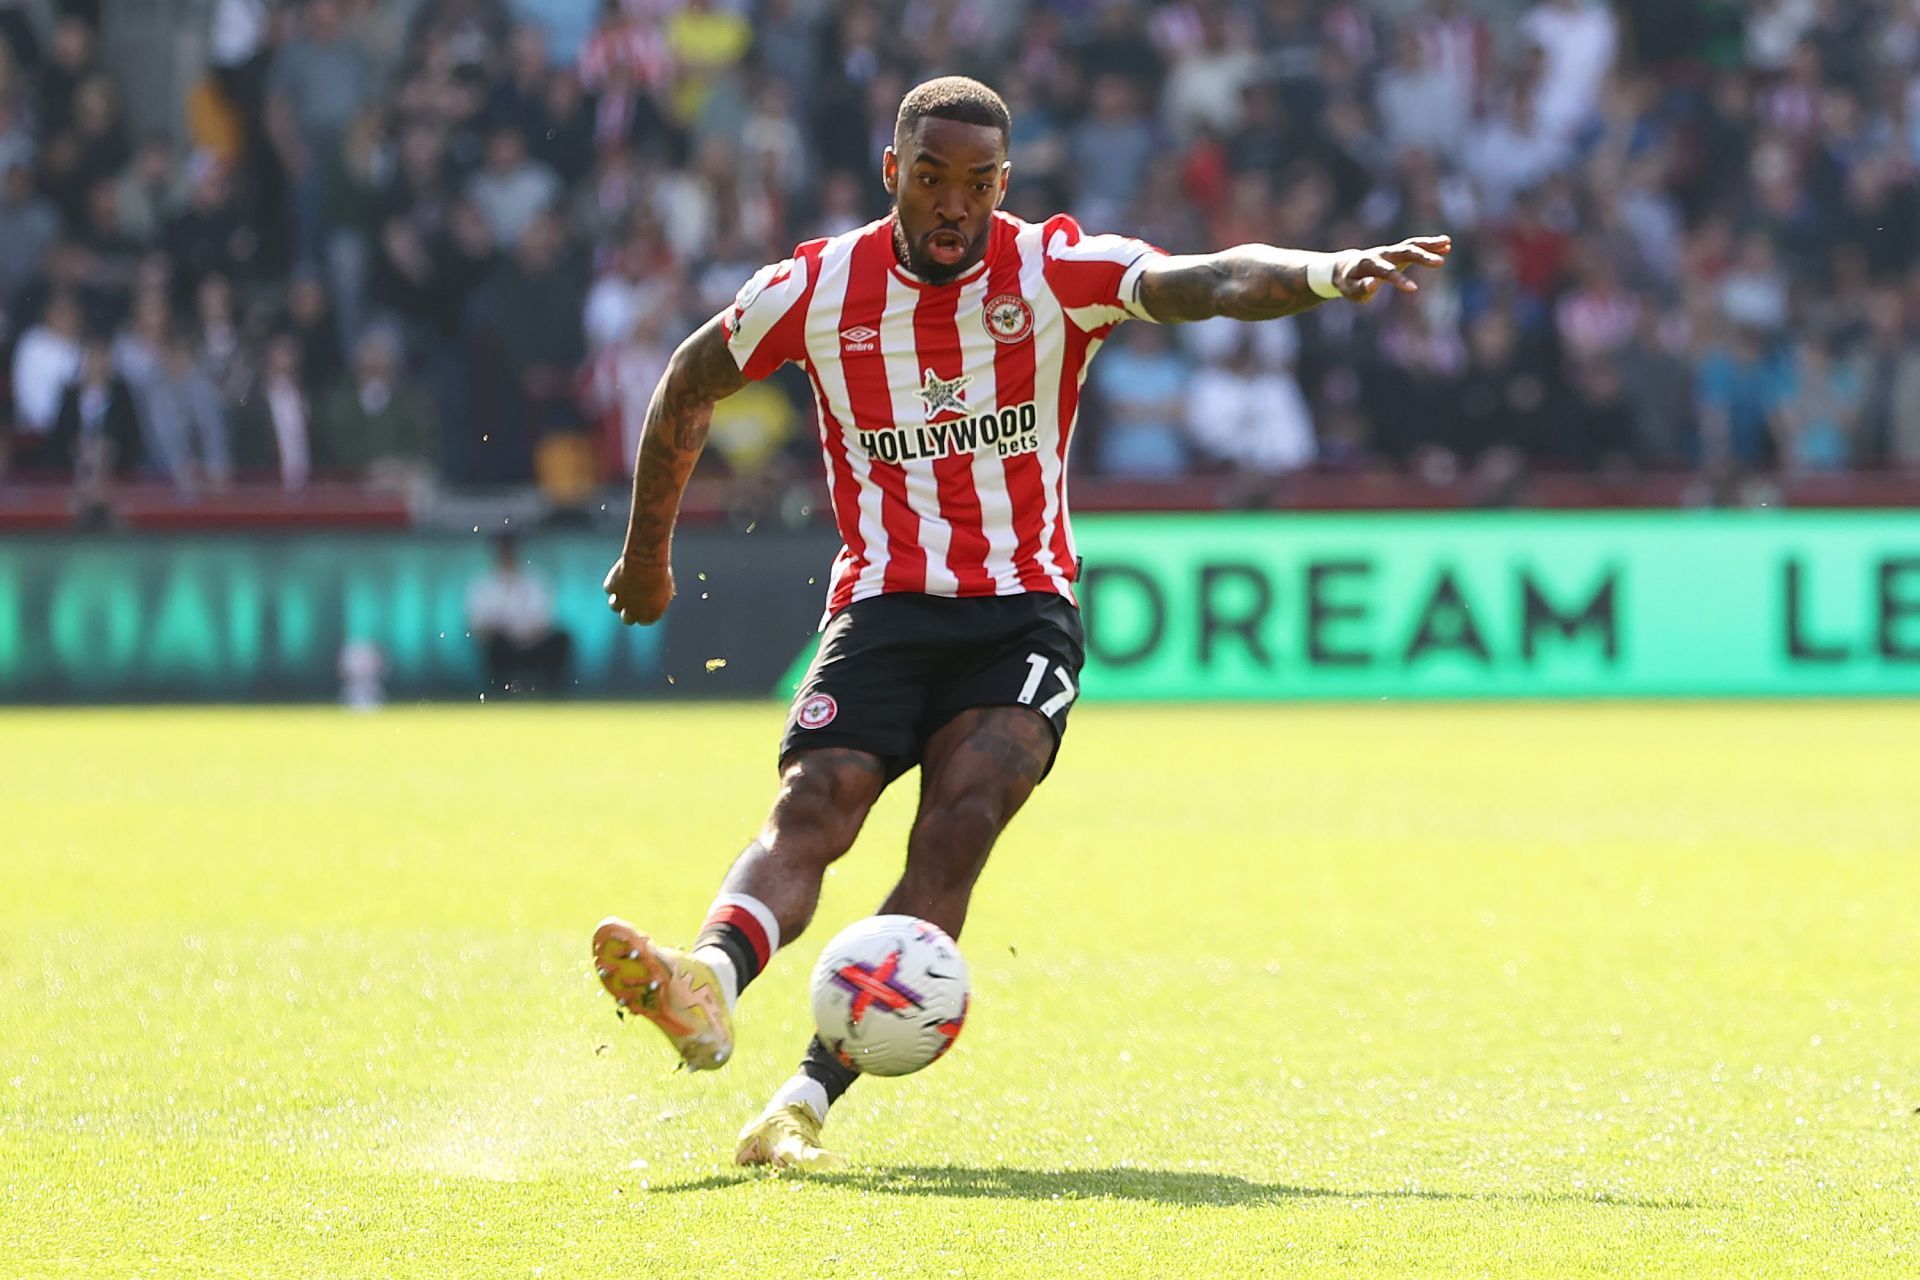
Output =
[{"x1": 779, "y1": 591, "x2": 1086, "y2": 783}]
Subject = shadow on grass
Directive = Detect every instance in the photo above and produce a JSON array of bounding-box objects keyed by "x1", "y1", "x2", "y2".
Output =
[{"x1": 650, "y1": 1164, "x2": 1698, "y2": 1210}]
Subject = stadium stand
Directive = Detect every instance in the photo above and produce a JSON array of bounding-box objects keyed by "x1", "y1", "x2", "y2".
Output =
[{"x1": 4, "y1": 0, "x2": 1920, "y2": 527}]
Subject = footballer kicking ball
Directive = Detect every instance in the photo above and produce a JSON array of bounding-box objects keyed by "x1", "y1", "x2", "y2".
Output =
[{"x1": 809, "y1": 915, "x2": 971, "y2": 1077}]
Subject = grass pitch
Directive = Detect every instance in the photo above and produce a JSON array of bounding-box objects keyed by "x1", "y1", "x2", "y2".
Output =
[{"x1": 3, "y1": 702, "x2": 1917, "y2": 1279}]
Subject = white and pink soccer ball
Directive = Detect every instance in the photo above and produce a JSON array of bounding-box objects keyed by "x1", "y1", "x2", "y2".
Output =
[{"x1": 809, "y1": 915, "x2": 971, "y2": 1077}]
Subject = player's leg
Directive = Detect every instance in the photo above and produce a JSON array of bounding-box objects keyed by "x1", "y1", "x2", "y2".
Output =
[
  {"x1": 591, "y1": 749, "x2": 885, "y2": 1070},
  {"x1": 742, "y1": 596, "x2": 1084, "y2": 1168},
  {"x1": 886, "y1": 593, "x2": 1083, "y2": 937},
  {"x1": 748, "y1": 706, "x2": 1056, "y2": 1150},
  {"x1": 881, "y1": 705, "x2": 1055, "y2": 932},
  {"x1": 592, "y1": 596, "x2": 923, "y2": 1073},
  {"x1": 687, "y1": 747, "x2": 888, "y2": 1003}
]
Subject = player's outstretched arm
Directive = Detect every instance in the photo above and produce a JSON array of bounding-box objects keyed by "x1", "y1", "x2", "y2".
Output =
[
  {"x1": 1135, "y1": 235, "x2": 1452, "y2": 324},
  {"x1": 604, "y1": 314, "x2": 747, "y2": 625}
]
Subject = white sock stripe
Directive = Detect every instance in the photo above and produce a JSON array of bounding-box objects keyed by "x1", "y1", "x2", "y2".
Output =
[{"x1": 708, "y1": 891, "x2": 781, "y2": 956}]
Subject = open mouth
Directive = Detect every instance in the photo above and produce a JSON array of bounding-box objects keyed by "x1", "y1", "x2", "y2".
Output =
[{"x1": 925, "y1": 229, "x2": 968, "y2": 267}]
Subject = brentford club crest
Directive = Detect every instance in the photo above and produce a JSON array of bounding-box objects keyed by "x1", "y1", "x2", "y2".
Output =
[
  {"x1": 797, "y1": 693, "x2": 838, "y2": 729},
  {"x1": 983, "y1": 294, "x2": 1034, "y2": 345}
]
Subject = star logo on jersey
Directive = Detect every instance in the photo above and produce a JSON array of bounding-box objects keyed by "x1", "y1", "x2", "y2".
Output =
[{"x1": 915, "y1": 368, "x2": 971, "y2": 420}]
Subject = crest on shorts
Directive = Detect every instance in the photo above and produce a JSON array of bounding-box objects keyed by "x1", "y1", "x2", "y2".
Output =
[
  {"x1": 797, "y1": 693, "x2": 838, "y2": 729},
  {"x1": 983, "y1": 294, "x2": 1034, "y2": 345}
]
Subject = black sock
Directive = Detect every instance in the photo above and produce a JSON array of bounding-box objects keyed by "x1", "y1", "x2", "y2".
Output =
[{"x1": 800, "y1": 1035, "x2": 860, "y2": 1109}]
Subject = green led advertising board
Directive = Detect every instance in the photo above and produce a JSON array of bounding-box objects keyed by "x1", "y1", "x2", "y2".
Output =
[
  {"x1": 4, "y1": 514, "x2": 1919, "y2": 702},
  {"x1": 1070, "y1": 512, "x2": 1920, "y2": 698},
  {"x1": 0, "y1": 531, "x2": 832, "y2": 702}
]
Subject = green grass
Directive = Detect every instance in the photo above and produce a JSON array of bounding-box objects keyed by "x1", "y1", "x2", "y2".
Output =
[{"x1": 2, "y1": 703, "x2": 1917, "y2": 1278}]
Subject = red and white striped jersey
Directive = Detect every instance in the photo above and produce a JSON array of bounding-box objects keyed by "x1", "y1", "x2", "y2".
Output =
[{"x1": 720, "y1": 210, "x2": 1163, "y2": 618}]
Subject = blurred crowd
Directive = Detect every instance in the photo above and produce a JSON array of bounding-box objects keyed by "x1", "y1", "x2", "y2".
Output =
[{"x1": 3, "y1": 0, "x2": 1920, "y2": 509}]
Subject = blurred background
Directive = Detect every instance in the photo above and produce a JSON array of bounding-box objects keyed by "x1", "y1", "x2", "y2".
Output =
[{"x1": 0, "y1": 0, "x2": 1916, "y2": 704}]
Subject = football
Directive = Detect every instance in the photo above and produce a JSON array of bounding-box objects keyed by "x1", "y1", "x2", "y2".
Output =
[{"x1": 809, "y1": 915, "x2": 971, "y2": 1077}]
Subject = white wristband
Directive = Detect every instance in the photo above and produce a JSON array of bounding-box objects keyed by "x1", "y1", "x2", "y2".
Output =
[{"x1": 1307, "y1": 255, "x2": 1342, "y2": 300}]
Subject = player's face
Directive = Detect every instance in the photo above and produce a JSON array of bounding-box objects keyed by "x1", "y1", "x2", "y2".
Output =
[{"x1": 884, "y1": 117, "x2": 1009, "y2": 283}]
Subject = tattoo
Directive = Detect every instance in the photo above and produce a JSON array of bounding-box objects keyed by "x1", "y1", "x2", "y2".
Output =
[
  {"x1": 961, "y1": 725, "x2": 1049, "y2": 785},
  {"x1": 1137, "y1": 247, "x2": 1329, "y2": 324},
  {"x1": 622, "y1": 315, "x2": 747, "y2": 563}
]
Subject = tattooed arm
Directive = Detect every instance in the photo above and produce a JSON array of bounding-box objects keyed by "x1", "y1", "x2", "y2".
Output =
[
  {"x1": 603, "y1": 314, "x2": 747, "y2": 625},
  {"x1": 1135, "y1": 235, "x2": 1453, "y2": 324}
]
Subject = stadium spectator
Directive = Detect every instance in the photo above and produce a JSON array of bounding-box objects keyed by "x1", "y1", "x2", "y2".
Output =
[
  {"x1": 1560, "y1": 357, "x2": 1637, "y2": 470},
  {"x1": 1748, "y1": 0, "x2": 1819, "y2": 74},
  {"x1": 465, "y1": 532, "x2": 572, "y2": 696},
  {"x1": 1554, "y1": 254, "x2": 1640, "y2": 363},
  {"x1": 1695, "y1": 325, "x2": 1792, "y2": 470},
  {"x1": 467, "y1": 209, "x2": 587, "y2": 483},
  {"x1": 1452, "y1": 309, "x2": 1552, "y2": 474},
  {"x1": 45, "y1": 335, "x2": 141, "y2": 481},
  {"x1": 1375, "y1": 24, "x2": 1472, "y2": 163},
  {"x1": 195, "y1": 272, "x2": 250, "y2": 405},
  {"x1": 267, "y1": 0, "x2": 371, "y2": 265},
  {"x1": 281, "y1": 270, "x2": 344, "y2": 398},
  {"x1": 1718, "y1": 231, "x2": 1791, "y2": 335},
  {"x1": 0, "y1": 160, "x2": 60, "y2": 300},
  {"x1": 704, "y1": 363, "x2": 798, "y2": 480},
  {"x1": 12, "y1": 289, "x2": 84, "y2": 437},
  {"x1": 533, "y1": 71, "x2": 597, "y2": 187},
  {"x1": 488, "y1": 23, "x2": 553, "y2": 145},
  {"x1": 1860, "y1": 290, "x2": 1920, "y2": 467},
  {"x1": 1090, "y1": 322, "x2": 1190, "y2": 479},
  {"x1": 165, "y1": 155, "x2": 258, "y2": 305},
  {"x1": 315, "y1": 328, "x2": 432, "y2": 487},
  {"x1": 1464, "y1": 90, "x2": 1569, "y2": 219},
  {"x1": 1618, "y1": 310, "x2": 1696, "y2": 469},
  {"x1": 1777, "y1": 336, "x2": 1865, "y2": 473},
  {"x1": 1184, "y1": 324, "x2": 1316, "y2": 476},
  {"x1": 1161, "y1": 9, "x2": 1261, "y2": 141},
  {"x1": 208, "y1": 0, "x2": 271, "y2": 101},
  {"x1": 112, "y1": 286, "x2": 169, "y2": 405},
  {"x1": 145, "y1": 328, "x2": 232, "y2": 490},
  {"x1": 69, "y1": 73, "x2": 129, "y2": 185},
  {"x1": 1069, "y1": 75, "x2": 1155, "y2": 230},
  {"x1": 664, "y1": 0, "x2": 752, "y2": 129},
  {"x1": 465, "y1": 123, "x2": 561, "y2": 250},
  {"x1": 586, "y1": 299, "x2": 675, "y2": 478},
  {"x1": 231, "y1": 331, "x2": 312, "y2": 490},
  {"x1": 584, "y1": 221, "x2": 670, "y2": 350},
  {"x1": 1521, "y1": 0, "x2": 1618, "y2": 142},
  {"x1": 39, "y1": 14, "x2": 99, "y2": 138}
]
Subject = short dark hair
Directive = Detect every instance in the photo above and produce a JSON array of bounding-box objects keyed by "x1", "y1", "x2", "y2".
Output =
[{"x1": 894, "y1": 76, "x2": 1011, "y2": 152}]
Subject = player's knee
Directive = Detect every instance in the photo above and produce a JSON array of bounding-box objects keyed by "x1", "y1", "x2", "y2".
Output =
[{"x1": 767, "y1": 760, "x2": 871, "y2": 863}]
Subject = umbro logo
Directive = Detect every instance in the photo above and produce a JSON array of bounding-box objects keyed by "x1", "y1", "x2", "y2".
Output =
[{"x1": 840, "y1": 325, "x2": 880, "y2": 352}]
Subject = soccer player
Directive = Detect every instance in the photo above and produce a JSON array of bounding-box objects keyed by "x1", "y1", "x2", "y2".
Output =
[{"x1": 594, "y1": 76, "x2": 1449, "y2": 1170}]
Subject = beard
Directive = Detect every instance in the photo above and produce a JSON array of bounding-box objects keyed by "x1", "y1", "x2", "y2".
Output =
[{"x1": 892, "y1": 217, "x2": 973, "y2": 284}]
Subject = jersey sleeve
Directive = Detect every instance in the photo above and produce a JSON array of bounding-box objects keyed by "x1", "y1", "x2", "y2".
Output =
[
  {"x1": 1040, "y1": 213, "x2": 1167, "y2": 331},
  {"x1": 720, "y1": 253, "x2": 813, "y2": 380}
]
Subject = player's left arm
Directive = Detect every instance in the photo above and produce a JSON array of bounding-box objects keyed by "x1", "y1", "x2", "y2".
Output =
[{"x1": 1135, "y1": 235, "x2": 1453, "y2": 324}]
